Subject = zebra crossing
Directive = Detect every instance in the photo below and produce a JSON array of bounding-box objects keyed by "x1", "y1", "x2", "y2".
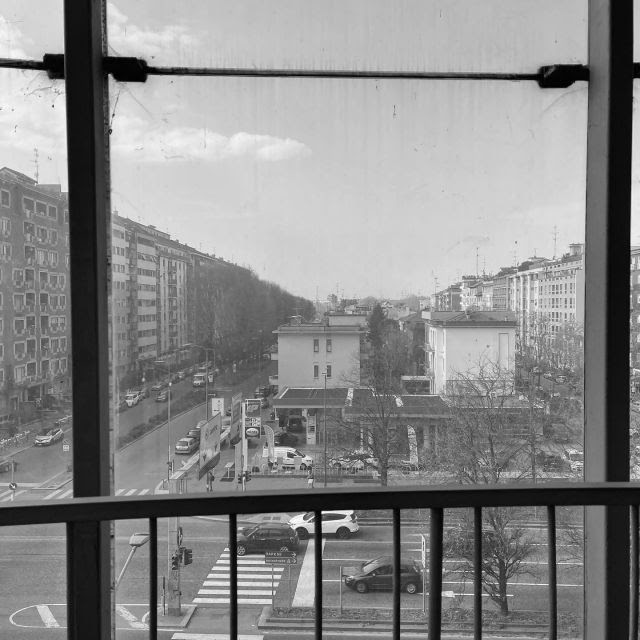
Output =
[
  {"x1": 0, "y1": 487, "x2": 152, "y2": 502},
  {"x1": 193, "y1": 548, "x2": 285, "y2": 606}
]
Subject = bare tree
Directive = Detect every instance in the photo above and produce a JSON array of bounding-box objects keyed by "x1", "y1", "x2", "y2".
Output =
[{"x1": 441, "y1": 357, "x2": 537, "y2": 615}]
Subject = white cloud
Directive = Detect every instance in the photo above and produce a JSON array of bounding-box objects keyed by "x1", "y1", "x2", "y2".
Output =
[
  {"x1": 0, "y1": 16, "x2": 29, "y2": 58},
  {"x1": 111, "y1": 119, "x2": 311, "y2": 163},
  {"x1": 107, "y1": 2, "x2": 199, "y2": 60}
]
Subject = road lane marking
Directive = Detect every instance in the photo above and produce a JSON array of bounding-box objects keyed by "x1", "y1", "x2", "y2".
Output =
[
  {"x1": 124, "y1": 489, "x2": 138, "y2": 496},
  {"x1": 138, "y1": 488, "x2": 150, "y2": 495},
  {"x1": 292, "y1": 538, "x2": 326, "y2": 607},
  {"x1": 171, "y1": 634, "x2": 263, "y2": 639},
  {"x1": 36, "y1": 605, "x2": 60, "y2": 628},
  {"x1": 116, "y1": 489, "x2": 126, "y2": 495},
  {"x1": 57, "y1": 489, "x2": 73, "y2": 499},
  {"x1": 199, "y1": 589, "x2": 276, "y2": 596},
  {"x1": 204, "y1": 581, "x2": 280, "y2": 587},
  {"x1": 1, "y1": 489, "x2": 26, "y2": 501},
  {"x1": 115, "y1": 605, "x2": 146, "y2": 629},
  {"x1": 43, "y1": 489, "x2": 64, "y2": 500},
  {"x1": 192, "y1": 598, "x2": 272, "y2": 605}
]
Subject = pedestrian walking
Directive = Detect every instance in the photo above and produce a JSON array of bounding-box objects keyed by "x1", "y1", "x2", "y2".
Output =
[{"x1": 307, "y1": 468, "x2": 314, "y2": 489}]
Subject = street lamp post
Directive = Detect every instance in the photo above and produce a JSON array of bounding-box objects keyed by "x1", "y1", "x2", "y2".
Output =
[
  {"x1": 323, "y1": 371, "x2": 328, "y2": 488},
  {"x1": 154, "y1": 358, "x2": 173, "y2": 482}
]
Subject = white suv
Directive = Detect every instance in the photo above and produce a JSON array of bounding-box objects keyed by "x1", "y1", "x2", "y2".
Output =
[
  {"x1": 125, "y1": 391, "x2": 142, "y2": 407},
  {"x1": 288, "y1": 510, "x2": 359, "y2": 540}
]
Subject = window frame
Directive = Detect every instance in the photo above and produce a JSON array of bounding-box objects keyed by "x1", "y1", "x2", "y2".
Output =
[{"x1": 49, "y1": 1, "x2": 636, "y2": 638}]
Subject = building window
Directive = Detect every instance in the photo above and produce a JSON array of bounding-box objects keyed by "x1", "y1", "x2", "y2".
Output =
[
  {"x1": 326, "y1": 339, "x2": 332, "y2": 353},
  {"x1": 313, "y1": 364, "x2": 319, "y2": 378},
  {"x1": 36, "y1": 201, "x2": 47, "y2": 217},
  {"x1": 326, "y1": 365, "x2": 332, "y2": 378},
  {"x1": 313, "y1": 338, "x2": 319, "y2": 352},
  {"x1": 22, "y1": 197, "x2": 34, "y2": 213},
  {"x1": 0, "y1": 189, "x2": 9, "y2": 207},
  {"x1": 48, "y1": 205, "x2": 57, "y2": 219}
]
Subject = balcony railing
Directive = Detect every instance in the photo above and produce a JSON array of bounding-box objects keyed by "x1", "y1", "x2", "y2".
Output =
[{"x1": 1, "y1": 483, "x2": 639, "y2": 640}]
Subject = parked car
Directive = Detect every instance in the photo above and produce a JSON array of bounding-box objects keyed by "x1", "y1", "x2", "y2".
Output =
[
  {"x1": 125, "y1": 391, "x2": 143, "y2": 407},
  {"x1": 555, "y1": 375, "x2": 568, "y2": 384},
  {"x1": 156, "y1": 390, "x2": 170, "y2": 402},
  {"x1": 564, "y1": 448, "x2": 584, "y2": 473},
  {"x1": 225, "y1": 407, "x2": 232, "y2": 417},
  {"x1": 236, "y1": 522, "x2": 299, "y2": 556},
  {"x1": 34, "y1": 427, "x2": 64, "y2": 446},
  {"x1": 175, "y1": 437, "x2": 198, "y2": 455},
  {"x1": 274, "y1": 431, "x2": 298, "y2": 447},
  {"x1": 330, "y1": 455, "x2": 379, "y2": 472},
  {"x1": 288, "y1": 510, "x2": 359, "y2": 540},
  {"x1": 286, "y1": 416, "x2": 304, "y2": 432},
  {"x1": 343, "y1": 556, "x2": 423, "y2": 594},
  {"x1": 150, "y1": 382, "x2": 164, "y2": 392},
  {"x1": 262, "y1": 446, "x2": 313, "y2": 470}
]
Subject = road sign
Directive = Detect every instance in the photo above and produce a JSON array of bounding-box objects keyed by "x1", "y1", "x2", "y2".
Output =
[
  {"x1": 265, "y1": 550, "x2": 296, "y2": 558},
  {"x1": 63, "y1": 443, "x2": 70, "y2": 452},
  {"x1": 265, "y1": 550, "x2": 297, "y2": 564},
  {"x1": 421, "y1": 534, "x2": 427, "y2": 569},
  {"x1": 9, "y1": 481, "x2": 17, "y2": 490},
  {"x1": 265, "y1": 556, "x2": 297, "y2": 565}
]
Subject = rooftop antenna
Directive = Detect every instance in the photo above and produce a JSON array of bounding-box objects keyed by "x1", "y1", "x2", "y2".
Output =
[
  {"x1": 33, "y1": 148, "x2": 39, "y2": 183},
  {"x1": 514, "y1": 240, "x2": 519, "y2": 267},
  {"x1": 552, "y1": 225, "x2": 558, "y2": 259},
  {"x1": 476, "y1": 247, "x2": 479, "y2": 277},
  {"x1": 482, "y1": 257, "x2": 486, "y2": 277}
]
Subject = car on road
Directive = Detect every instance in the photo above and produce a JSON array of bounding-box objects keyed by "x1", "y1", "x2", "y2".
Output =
[
  {"x1": 632, "y1": 400, "x2": 640, "y2": 413},
  {"x1": 186, "y1": 428, "x2": 201, "y2": 441},
  {"x1": 288, "y1": 510, "x2": 359, "y2": 540},
  {"x1": 177, "y1": 370, "x2": 186, "y2": 380},
  {"x1": 175, "y1": 437, "x2": 198, "y2": 455},
  {"x1": 156, "y1": 390, "x2": 170, "y2": 402},
  {"x1": 34, "y1": 427, "x2": 64, "y2": 446},
  {"x1": 343, "y1": 556, "x2": 423, "y2": 594},
  {"x1": 236, "y1": 522, "x2": 299, "y2": 556},
  {"x1": 150, "y1": 381, "x2": 165, "y2": 392},
  {"x1": 274, "y1": 431, "x2": 298, "y2": 447},
  {"x1": 125, "y1": 391, "x2": 143, "y2": 407},
  {"x1": 555, "y1": 375, "x2": 568, "y2": 384}
]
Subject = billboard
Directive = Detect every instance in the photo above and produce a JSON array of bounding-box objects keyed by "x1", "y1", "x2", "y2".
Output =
[
  {"x1": 231, "y1": 392, "x2": 242, "y2": 430},
  {"x1": 198, "y1": 411, "x2": 222, "y2": 480},
  {"x1": 244, "y1": 398, "x2": 261, "y2": 438}
]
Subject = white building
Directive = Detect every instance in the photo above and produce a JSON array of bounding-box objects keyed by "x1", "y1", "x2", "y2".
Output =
[
  {"x1": 423, "y1": 310, "x2": 517, "y2": 395},
  {"x1": 274, "y1": 314, "x2": 365, "y2": 390}
]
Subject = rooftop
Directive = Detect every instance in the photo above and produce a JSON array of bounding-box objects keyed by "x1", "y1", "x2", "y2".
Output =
[{"x1": 422, "y1": 310, "x2": 517, "y2": 326}]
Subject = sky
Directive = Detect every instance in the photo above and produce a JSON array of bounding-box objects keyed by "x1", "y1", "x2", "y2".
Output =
[{"x1": 1, "y1": 1, "x2": 640, "y2": 300}]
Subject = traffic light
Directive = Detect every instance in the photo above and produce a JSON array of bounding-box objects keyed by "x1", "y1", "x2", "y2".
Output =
[
  {"x1": 182, "y1": 548, "x2": 193, "y2": 566},
  {"x1": 171, "y1": 552, "x2": 180, "y2": 570},
  {"x1": 244, "y1": 470, "x2": 251, "y2": 483}
]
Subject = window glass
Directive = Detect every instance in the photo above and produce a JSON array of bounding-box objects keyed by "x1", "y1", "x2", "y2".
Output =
[{"x1": 107, "y1": 3, "x2": 586, "y2": 634}]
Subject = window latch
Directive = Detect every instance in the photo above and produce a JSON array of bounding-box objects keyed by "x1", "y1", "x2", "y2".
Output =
[{"x1": 43, "y1": 54, "x2": 148, "y2": 82}]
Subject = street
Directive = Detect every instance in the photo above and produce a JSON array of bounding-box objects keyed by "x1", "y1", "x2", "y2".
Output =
[{"x1": 1, "y1": 515, "x2": 583, "y2": 638}]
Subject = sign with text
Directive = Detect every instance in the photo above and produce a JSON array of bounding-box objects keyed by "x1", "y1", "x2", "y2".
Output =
[
  {"x1": 244, "y1": 399, "x2": 261, "y2": 438},
  {"x1": 265, "y1": 550, "x2": 297, "y2": 565},
  {"x1": 264, "y1": 424, "x2": 275, "y2": 461},
  {"x1": 198, "y1": 411, "x2": 221, "y2": 480}
]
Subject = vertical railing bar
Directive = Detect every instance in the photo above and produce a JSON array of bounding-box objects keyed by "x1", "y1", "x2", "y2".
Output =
[
  {"x1": 392, "y1": 508, "x2": 401, "y2": 640},
  {"x1": 428, "y1": 507, "x2": 443, "y2": 640},
  {"x1": 314, "y1": 509, "x2": 323, "y2": 640},
  {"x1": 631, "y1": 504, "x2": 639, "y2": 640},
  {"x1": 473, "y1": 506, "x2": 482, "y2": 640},
  {"x1": 547, "y1": 506, "x2": 557, "y2": 640},
  {"x1": 149, "y1": 517, "x2": 157, "y2": 640},
  {"x1": 229, "y1": 514, "x2": 238, "y2": 640}
]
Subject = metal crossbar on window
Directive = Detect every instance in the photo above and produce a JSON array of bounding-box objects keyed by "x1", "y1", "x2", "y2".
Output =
[
  {"x1": 2, "y1": 54, "x2": 633, "y2": 88},
  {"x1": 0, "y1": 483, "x2": 639, "y2": 640}
]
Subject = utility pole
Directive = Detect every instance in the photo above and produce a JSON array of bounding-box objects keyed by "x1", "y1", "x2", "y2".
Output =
[
  {"x1": 552, "y1": 225, "x2": 558, "y2": 259},
  {"x1": 323, "y1": 371, "x2": 328, "y2": 488}
]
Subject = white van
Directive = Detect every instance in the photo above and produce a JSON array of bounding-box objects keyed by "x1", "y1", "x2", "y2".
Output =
[{"x1": 262, "y1": 446, "x2": 313, "y2": 470}]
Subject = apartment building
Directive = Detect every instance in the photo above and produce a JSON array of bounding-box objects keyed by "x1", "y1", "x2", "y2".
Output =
[
  {"x1": 274, "y1": 313, "x2": 366, "y2": 390},
  {"x1": 508, "y1": 244, "x2": 585, "y2": 348},
  {"x1": 423, "y1": 310, "x2": 517, "y2": 395},
  {"x1": 0, "y1": 167, "x2": 71, "y2": 422}
]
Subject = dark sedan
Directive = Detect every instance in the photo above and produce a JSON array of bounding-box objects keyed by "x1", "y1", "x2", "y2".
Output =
[
  {"x1": 274, "y1": 431, "x2": 298, "y2": 446},
  {"x1": 236, "y1": 523, "x2": 299, "y2": 556},
  {"x1": 343, "y1": 555, "x2": 423, "y2": 594}
]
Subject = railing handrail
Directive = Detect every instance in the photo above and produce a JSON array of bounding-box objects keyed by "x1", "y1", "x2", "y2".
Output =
[{"x1": 1, "y1": 481, "x2": 639, "y2": 527}]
